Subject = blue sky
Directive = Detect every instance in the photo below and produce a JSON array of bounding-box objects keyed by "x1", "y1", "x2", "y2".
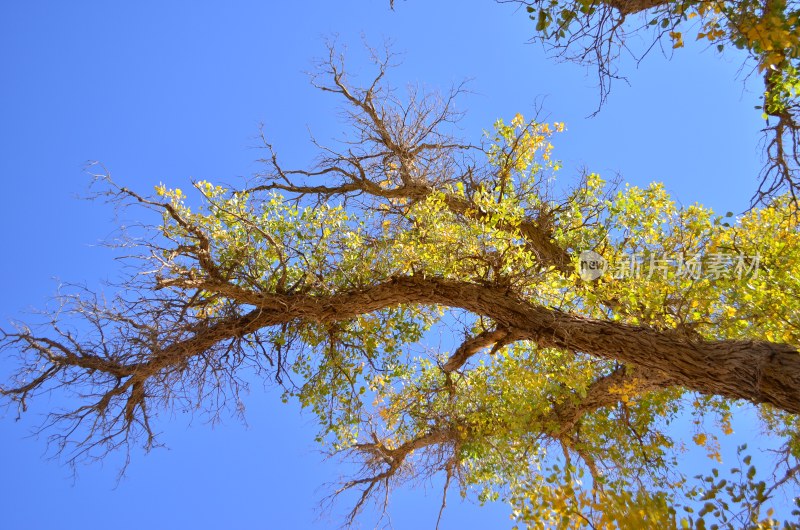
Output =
[{"x1": 0, "y1": 1, "x2": 778, "y2": 528}]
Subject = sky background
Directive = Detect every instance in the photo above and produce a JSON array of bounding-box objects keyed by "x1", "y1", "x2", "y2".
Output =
[{"x1": 0, "y1": 1, "x2": 778, "y2": 528}]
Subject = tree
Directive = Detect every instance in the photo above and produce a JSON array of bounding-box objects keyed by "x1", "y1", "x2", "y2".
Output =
[
  {"x1": 498, "y1": 0, "x2": 800, "y2": 203},
  {"x1": 2, "y1": 45, "x2": 800, "y2": 527}
]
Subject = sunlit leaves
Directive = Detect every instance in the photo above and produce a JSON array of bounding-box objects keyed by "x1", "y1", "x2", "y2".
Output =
[
  {"x1": 143, "y1": 112, "x2": 800, "y2": 526},
  {"x1": 514, "y1": 0, "x2": 800, "y2": 198}
]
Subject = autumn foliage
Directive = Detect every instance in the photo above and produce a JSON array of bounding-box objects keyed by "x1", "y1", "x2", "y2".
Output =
[{"x1": 2, "y1": 42, "x2": 800, "y2": 527}]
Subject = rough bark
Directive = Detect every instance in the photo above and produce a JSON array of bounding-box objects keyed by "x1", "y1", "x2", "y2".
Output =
[
  {"x1": 604, "y1": 0, "x2": 670, "y2": 15},
  {"x1": 150, "y1": 275, "x2": 800, "y2": 414}
]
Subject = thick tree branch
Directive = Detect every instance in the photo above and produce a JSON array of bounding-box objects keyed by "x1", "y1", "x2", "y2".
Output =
[
  {"x1": 8, "y1": 275, "x2": 798, "y2": 414},
  {"x1": 443, "y1": 327, "x2": 522, "y2": 372},
  {"x1": 191, "y1": 275, "x2": 799, "y2": 413}
]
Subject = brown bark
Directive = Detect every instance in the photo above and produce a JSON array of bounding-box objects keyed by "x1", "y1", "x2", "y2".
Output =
[
  {"x1": 171, "y1": 275, "x2": 800, "y2": 414},
  {"x1": 17, "y1": 272, "x2": 791, "y2": 420},
  {"x1": 443, "y1": 327, "x2": 516, "y2": 372},
  {"x1": 604, "y1": 0, "x2": 670, "y2": 15}
]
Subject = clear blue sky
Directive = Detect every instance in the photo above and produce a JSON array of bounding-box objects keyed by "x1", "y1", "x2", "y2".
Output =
[{"x1": 0, "y1": 1, "x2": 775, "y2": 528}]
